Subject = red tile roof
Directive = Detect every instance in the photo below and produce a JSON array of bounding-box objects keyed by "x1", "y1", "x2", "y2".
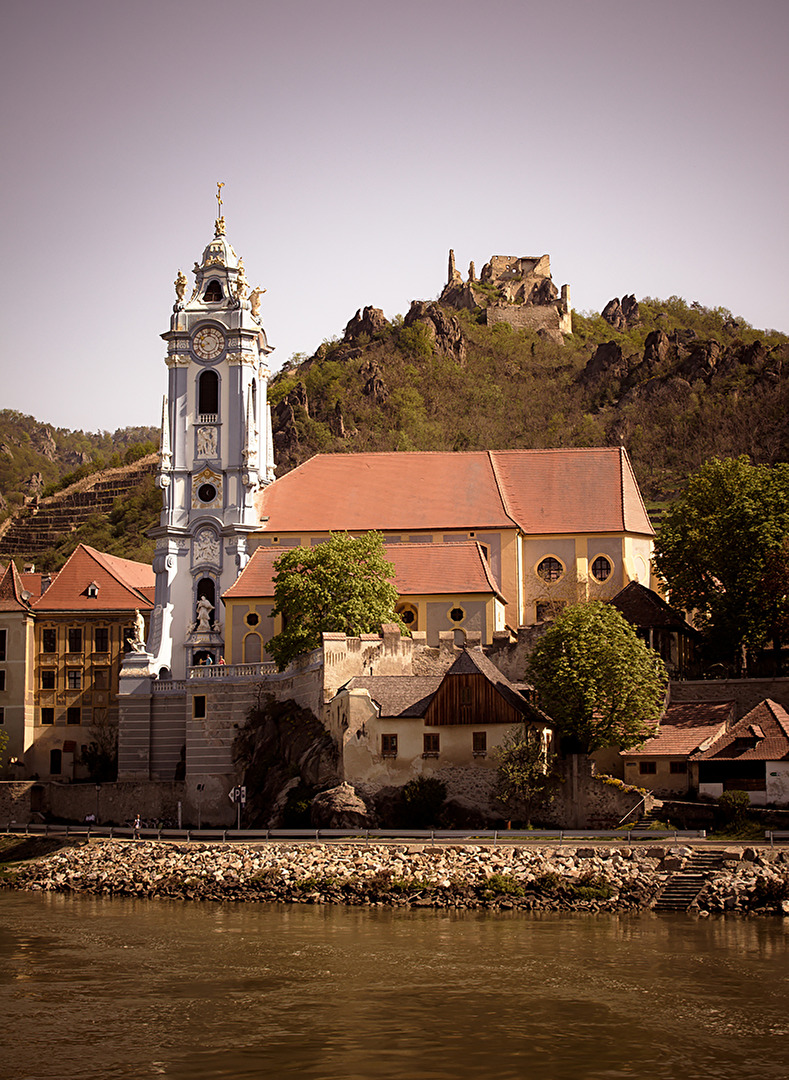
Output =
[
  {"x1": 223, "y1": 542, "x2": 504, "y2": 602},
  {"x1": 490, "y1": 447, "x2": 653, "y2": 535},
  {"x1": 622, "y1": 701, "x2": 734, "y2": 757},
  {"x1": 31, "y1": 544, "x2": 154, "y2": 612},
  {"x1": 0, "y1": 561, "x2": 30, "y2": 611},
  {"x1": 254, "y1": 448, "x2": 653, "y2": 537},
  {"x1": 695, "y1": 700, "x2": 789, "y2": 762}
]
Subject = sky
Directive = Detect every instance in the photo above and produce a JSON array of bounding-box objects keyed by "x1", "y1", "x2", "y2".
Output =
[{"x1": 1, "y1": 0, "x2": 787, "y2": 433}]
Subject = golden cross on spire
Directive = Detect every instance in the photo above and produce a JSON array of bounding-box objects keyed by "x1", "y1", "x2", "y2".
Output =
[{"x1": 214, "y1": 181, "x2": 226, "y2": 237}]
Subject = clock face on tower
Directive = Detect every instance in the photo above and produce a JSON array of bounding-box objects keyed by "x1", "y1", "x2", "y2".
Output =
[{"x1": 192, "y1": 326, "x2": 225, "y2": 360}]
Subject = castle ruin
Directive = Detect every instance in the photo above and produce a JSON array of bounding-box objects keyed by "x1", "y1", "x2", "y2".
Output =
[{"x1": 440, "y1": 250, "x2": 571, "y2": 337}]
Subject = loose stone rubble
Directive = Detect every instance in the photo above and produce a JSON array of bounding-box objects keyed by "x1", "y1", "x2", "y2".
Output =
[{"x1": 3, "y1": 841, "x2": 789, "y2": 914}]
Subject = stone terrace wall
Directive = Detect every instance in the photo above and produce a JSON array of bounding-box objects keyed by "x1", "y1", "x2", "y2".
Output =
[{"x1": 671, "y1": 678, "x2": 789, "y2": 720}]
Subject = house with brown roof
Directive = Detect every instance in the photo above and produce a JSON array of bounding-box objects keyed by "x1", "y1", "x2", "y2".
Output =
[
  {"x1": 251, "y1": 447, "x2": 655, "y2": 634},
  {"x1": 327, "y1": 646, "x2": 551, "y2": 811},
  {"x1": 610, "y1": 581, "x2": 700, "y2": 678},
  {"x1": 222, "y1": 540, "x2": 507, "y2": 661},
  {"x1": 695, "y1": 700, "x2": 789, "y2": 806},
  {"x1": 620, "y1": 700, "x2": 734, "y2": 796},
  {"x1": 26, "y1": 544, "x2": 154, "y2": 780}
]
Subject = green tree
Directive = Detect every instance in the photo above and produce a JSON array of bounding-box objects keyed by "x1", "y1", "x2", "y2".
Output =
[
  {"x1": 493, "y1": 724, "x2": 554, "y2": 826},
  {"x1": 652, "y1": 456, "x2": 789, "y2": 667},
  {"x1": 0, "y1": 727, "x2": 8, "y2": 767},
  {"x1": 267, "y1": 531, "x2": 405, "y2": 670},
  {"x1": 528, "y1": 602, "x2": 668, "y2": 754}
]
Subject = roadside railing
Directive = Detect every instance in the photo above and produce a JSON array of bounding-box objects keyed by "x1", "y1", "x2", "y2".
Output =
[{"x1": 2, "y1": 822, "x2": 707, "y2": 844}]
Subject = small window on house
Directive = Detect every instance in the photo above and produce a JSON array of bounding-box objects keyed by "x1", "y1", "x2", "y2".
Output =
[
  {"x1": 203, "y1": 279, "x2": 223, "y2": 302},
  {"x1": 669, "y1": 761, "x2": 688, "y2": 774},
  {"x1": 245, "y1": 612, "x2": 260, "y2": 627},
  {"x1": 67, "y1": 628, "x2": 83, "y2": 653},
  {"x1": 423, "y1": 734, "x2": 440, "y2": 757},
  {"x1": 41, "y1": 670, "x2": 56, "y2": 690},
  {"x1": 194, "y1": 695, "x2": 207, "y2": 720},
  {"x1": 381, "y1": 734, "x2": 398, "y2": 758},
  {"x1": 66, "y1": 707, "x2": 81, "y2": 725},
  {"x1": 42, "y1": 628, "x2": 57, "y2": 653},
  {"x1": 0, "y1": 671, "x2": 5, "y2": 692},
  {"x1": 0, "y1": 707, "x2": 4, "y2": 725},
  {"x1": 0, "y1": 628, "x2": 6, "y2": 661},
  {"x1": 460, "y1": 687, "x2": 472, "y2": 704},
  {"x1": 449, "y1": 607, "x2": 465, "y2": 623},
  {"x1": 473, "y1": 732, "x2": 487, "y2": 756},
  {"x1": 639, "y1": 761, "x2": 657, "y2": 775},
  {"x1": 94, "y1": 627, "x2": 109, "y2": 652},
  {"x1": 50, "y1": 749, "x2": 62, "y2": 774},
  {"x1": 122, "y1": 627, "x2": 134, "y2": 653},
  {"x1": 67, "y1": 670, "x2": 82, "y2": 690},
  {"x1": 94, "y1": 669, "x2": 109, "y2": 690},
  {"x1": 86, "y1": 582, "x2": 99, "y2": 598},
  {"x1": 537, "y1": 557, "x2": 564, "y2": 582},
  {"x1": 591, "y1": 556, "x2": 612, "y2": 583},
  {"x1": 41, "y1": 707, "x2": 54, "y2": 725}
]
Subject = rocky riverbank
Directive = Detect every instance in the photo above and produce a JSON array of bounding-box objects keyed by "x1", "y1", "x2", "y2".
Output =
[{"x1": 2, "y1": 839, "x2": 789, "y2": 914}]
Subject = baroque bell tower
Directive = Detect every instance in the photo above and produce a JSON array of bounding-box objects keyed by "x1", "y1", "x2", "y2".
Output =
[{"x1": 147, "y1": 185, "x2": 275, "y2": 678}]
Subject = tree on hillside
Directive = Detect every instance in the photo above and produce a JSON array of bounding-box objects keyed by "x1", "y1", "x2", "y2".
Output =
[
  {"x1": 267, "y1": 531, "x2": 405, "y2": 670},
  {"x1": 527, "y1": 602, "x2": 668, "y2": 755},
  {"x1": 652, "y1": 456, "x2": 789, "y2": 670},
  {"x1": 493, "y1": 725, "x2": 555, "y2": 826}
]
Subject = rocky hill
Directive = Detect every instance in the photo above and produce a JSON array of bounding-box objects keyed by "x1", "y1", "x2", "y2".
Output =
[
  {"x1": 0, "y1": 454, "x2": 160, "y2": 569},
  {"x1": 269, "y1": 271, "x2": 788, "y2": 503},
  {"x1": 0, "y1": 410, "x2": 157, "y2": 519}
]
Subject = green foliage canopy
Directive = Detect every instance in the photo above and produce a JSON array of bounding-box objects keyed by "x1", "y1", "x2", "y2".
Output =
[
  {"x1": 493, "y1": 724, "x2": 554, "y2": 826},
  {"x1": 652, "y1": 456, "x2": 789, "y2": 661},
  {"x1": 528, "y1": 602, "x2": 668, "y2": 754},
  {"x1": 267, "y1": 531, "x2": 405, "y2": 670}
]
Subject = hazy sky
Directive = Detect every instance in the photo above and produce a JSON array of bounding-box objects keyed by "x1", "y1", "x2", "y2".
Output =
[{"x1": 1, "y1": 0, "x2": 787, "y2": 433}]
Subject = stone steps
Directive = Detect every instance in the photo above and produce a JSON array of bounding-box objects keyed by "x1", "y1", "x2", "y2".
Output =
[{"x1": 653, "y1": 849, "x2": 728, "y2": 911}]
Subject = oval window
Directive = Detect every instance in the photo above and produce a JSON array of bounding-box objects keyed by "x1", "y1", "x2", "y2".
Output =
[
  {"x1": 537, "y1": 557, "x2": 564, "y2": 582},
  {"x1": 198, "y1": 483, "x2": 217, "y2": 503},
  {"x1": 591, "y1": 556, "x2": 612, "y2": 582}
]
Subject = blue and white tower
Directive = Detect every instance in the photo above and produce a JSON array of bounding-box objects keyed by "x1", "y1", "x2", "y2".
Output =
[{"x1": 147, "y1": 187, "x2": 275, "y2": 678}]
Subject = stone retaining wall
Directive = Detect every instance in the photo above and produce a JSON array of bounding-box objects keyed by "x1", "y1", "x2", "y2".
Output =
[{"x1": 4, "y1": 839, "x2": 788, "y2": 915}]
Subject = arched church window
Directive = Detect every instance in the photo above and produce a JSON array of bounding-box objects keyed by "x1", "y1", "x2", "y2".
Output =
[
  {"x1": 243, "y1": 633, "x2": 262, "y2": 663},
  {"x1": 203, "y1": 279, "x2": 223, "y2": 301},
  {"x1": 198, "y1": 370, "x2": 219, "y2": 417}
]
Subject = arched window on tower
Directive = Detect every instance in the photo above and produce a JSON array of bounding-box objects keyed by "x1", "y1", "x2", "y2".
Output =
[
  {"x1": 198, "y1": 370, "x2": 219, "y2": 418},
  {"x1": 203, "y1": 279, "x2": 223, "y2": 301}
]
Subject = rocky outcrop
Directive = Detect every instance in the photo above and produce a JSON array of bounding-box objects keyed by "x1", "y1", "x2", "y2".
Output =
[
  {"x1": 343, "y1": 306, "x2": 388, "y2": 344},
  {"x1": 404, "y1": 301, "x2": 466, "y2": 365},
  {"x1": 580, "y1": 341, "x2": 629, "y2": 385},
  {"x1": 601, "y1": 295, "x2": 640, "y2": 330},
  {"x1": 6, "y1": 839, "x2": 788, "y2": 915},
  {"x1": 311, "y1": 783, "x2": 375, "y2": 828},
  {"x1": 233, "y1": 696, "x2": 339, "y2": 828}
]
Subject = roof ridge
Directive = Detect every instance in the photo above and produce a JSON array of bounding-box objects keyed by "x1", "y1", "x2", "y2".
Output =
[{"x1": 486, "y1": 450, "x2": 521, "y2": 530}]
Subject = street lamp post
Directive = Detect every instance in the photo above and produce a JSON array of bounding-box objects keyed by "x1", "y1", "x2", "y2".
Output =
[{"x1": 95, "y1": 784, "x2": 101, "y2": 825}]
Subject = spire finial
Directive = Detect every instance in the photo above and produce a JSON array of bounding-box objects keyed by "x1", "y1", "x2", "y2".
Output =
[{"x1": 215, "y1": 181, "x2": 226, "y2": 237}]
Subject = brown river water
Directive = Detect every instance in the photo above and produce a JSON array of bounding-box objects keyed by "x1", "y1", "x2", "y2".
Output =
[{"x1": 1, "y1": 892, "x2": 788, "y2": 1080}]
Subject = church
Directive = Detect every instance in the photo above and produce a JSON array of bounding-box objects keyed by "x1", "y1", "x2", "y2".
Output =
[{"x1": 114, "y1": 197, "x2": 655, "y2": 802}]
